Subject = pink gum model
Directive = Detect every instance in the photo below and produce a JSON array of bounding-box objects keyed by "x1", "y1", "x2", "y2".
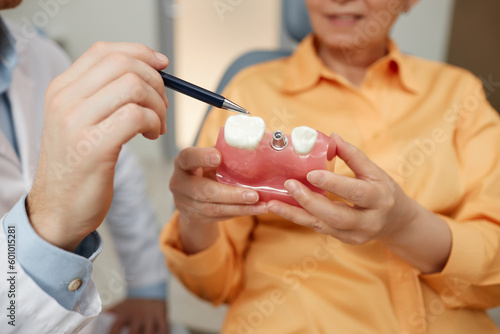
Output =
[{"x1": 215, "y1": 127, "x2": 335, "y2": 207}]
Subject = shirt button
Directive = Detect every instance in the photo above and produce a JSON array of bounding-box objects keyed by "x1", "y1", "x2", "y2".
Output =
[{"x1": 68, "y1": 278, "x2": 83, "y2": 291}]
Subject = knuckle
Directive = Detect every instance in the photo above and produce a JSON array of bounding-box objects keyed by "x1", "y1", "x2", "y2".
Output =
[
  {"x1": 309, "y1": 218, "x2": 324, "y2": 233},
  {"x1": 191, "y1": 200, "x2": 206, "y2": 215},
  {"x1": 380, "y1": 194, "x2": 396, "y2": 211},
  {"x1": 370, "y1": 224, "x2": 383, "y2": 238},
  {"x1": 198, "y1": 182, "x2": 219, "y2": 202},
  {"x1": 145, "y1": 69, "x2": 162, "y2": 86},
  {"x1": 168, "y1": 177, "x2": 178, "y2": 194},
  {"x1": 131, "y1": 85, "x2": 148, "y2": 103},
  {"x1": 122, "y1": 73, "x2": 149, "y2": 103},
  {"x1": 176, "y1": 149, "x2": 190, "y2": 169},
  {"x1": 245, "y1": 205, "x2": 258, "y2": 215},
  {"x1": 122, "y1": 72, "x2": 143, "y2": 88},
  {"x1": 45, "y1": 80, "x2": 60, "y2": 99},
  {"x1": 108, "y1": 53, "x2": 134, "y2": 70},
  {"x1": 58, "y1": 112, "x2": 76, "y2": 132},
  {"x1": 208, "y1": 203, "x2": 223, "y2": 217},
  {"x1": 298, "y1": 193, "x2": 313, "y2": 207},
  {"x1": 349, "y1": 183, "x2": 366, "y2": 203},
  {"x1": 119, "y1": 103, "x2": 144, "y2": 123},
  {"x1": 174, "y1": 200, "x2": 191, "y2": 215},
  {"x1": 130, "y1": 42, "x2": 151, "y2": 55},
  {"x1": 47, "y1": 91, "x2": 66, "y2": 113},
  {"x1": 326, "y1": 210, "x2": 343, "y2": 228},
  {"x1": 90, "y1": 41, "x2": 110, "y2": 55}
]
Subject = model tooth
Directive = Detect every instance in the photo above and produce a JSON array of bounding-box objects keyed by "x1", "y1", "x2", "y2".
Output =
[
  {"x1": 224, "y1": 115, "x2": 266, "y2": 151},
  {"x1": 291, "y1": 126, "x2": 318, "y2": 155}
]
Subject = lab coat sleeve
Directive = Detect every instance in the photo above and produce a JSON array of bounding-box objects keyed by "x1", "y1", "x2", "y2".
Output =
[
  {"x1": 0, "y1": 20, "x2": 102, "y2": 334},
  {"x1": 105, "y1": 146, "x2": 168, "y2": 296},
  {"x1": 0, "y1": 198, "x2": 102, "y2": 334}
]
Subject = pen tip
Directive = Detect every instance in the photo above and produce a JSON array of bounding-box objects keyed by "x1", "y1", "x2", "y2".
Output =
[{"x1": 222, "y1": 99, "x2": 249, "y2": 115}]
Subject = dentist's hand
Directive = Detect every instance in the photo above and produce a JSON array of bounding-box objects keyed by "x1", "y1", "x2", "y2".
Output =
[
  {"x1": 27, "y1": 42, "x2": 169, "y2": 252},
  {"x1": 108, "y1": 299, "x2": 169, "y2": 334},
  {"x1": 169, "y1": 147, "x2": 267, "y2": 253}
]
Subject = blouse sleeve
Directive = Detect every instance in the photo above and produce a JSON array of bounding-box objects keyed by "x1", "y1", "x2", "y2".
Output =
[{"x1": 420, "y1": 76, "x2": 500, "y2": 309}]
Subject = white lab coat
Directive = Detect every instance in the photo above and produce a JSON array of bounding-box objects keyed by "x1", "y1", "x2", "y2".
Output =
[{"x1": 0, "y1": 21, "x2": 167, "y2": 333}]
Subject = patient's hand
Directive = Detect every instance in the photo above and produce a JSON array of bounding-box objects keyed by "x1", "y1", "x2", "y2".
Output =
[
  {"x1": 267, "y1": 133, "x2": 451, "y2": 274},
  {"x1": 267, "y1": 133, "x2": 417, "y2": 244},
  {"x1": 169, "y1": 147, "x2": 267, "y2": 253}
]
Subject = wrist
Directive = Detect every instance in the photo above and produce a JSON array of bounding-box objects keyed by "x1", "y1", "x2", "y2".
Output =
[
  {"x1": 26, "y1": 192, "x2": 84, "y2": 252},
  {"x1": 178, "y1": 214, "x2": 220, "y2": 254},
  {"x1": 378, "y1": 197, "x2": 421, "y2": 248},
  {"x1": 378, "y1": 200, "x2": 452, "y2": 274}
]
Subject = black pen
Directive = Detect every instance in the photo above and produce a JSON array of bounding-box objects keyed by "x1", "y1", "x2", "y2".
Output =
[{"x1": 158, "y1": 71, "x2": 249, "y2": 114}]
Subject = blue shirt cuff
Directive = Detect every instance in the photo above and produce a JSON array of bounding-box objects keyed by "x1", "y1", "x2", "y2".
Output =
[
  {"x1": 127, "y1": 281, "x2": 167, "y2": 300},
  {"x1": 2, "y1": 195, "x2": 103, "y2": 310}
]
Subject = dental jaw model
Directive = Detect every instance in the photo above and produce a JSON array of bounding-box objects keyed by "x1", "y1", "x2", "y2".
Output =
[{"x1": 215, "y1": 115, "x2": 333, "y2": 207}]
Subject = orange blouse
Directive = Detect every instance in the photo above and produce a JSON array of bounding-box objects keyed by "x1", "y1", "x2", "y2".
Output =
[{"x1": 161, "y1": 36, "x2": 500, "y2": 333}]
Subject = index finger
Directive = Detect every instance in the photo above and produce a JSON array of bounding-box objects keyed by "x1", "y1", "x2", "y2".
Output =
[
  {"x1": 307, "y1": 170, "x2": 376, "y2": 208},
  {"x1": 175, "y1": 147, "x2": 221, "y2": 172},
  {"x1": 109, "y1": 317, "x2": 126, "y2": 334},
  {"x1": 330, "y1": 133, "x2": 381, "y2": 180},
  {"x1": 53, "y1": 42, "x2": 169, "y2": 93},
  {"x1": 155, "y1": 315, "x2": 168, "y2": 334},
  {"x1": 142, "y1": 319, "x2": 154, "y2": 334}
]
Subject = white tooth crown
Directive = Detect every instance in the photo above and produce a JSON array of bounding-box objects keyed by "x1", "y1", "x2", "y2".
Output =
[
  {"x1": 224, "y1": 115, "x2": 266, "y2": 151},
  {"x1": 291, "y1": 126, "x2": 318, "y2": 155}
]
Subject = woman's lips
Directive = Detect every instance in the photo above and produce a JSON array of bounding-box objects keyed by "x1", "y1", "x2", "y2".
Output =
[{"x1": 327, "y1": 14, "x2": 363, "y2": 27}]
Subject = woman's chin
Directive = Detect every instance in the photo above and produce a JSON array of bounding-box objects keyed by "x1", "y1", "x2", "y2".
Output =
[{"x1": 317, "y1": 33, "x2": 363, "y2": 51}]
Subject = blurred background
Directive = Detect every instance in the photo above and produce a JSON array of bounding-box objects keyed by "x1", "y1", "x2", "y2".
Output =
[{"x1": 3, "y1": 0, "x2": 499, "y2": 333}]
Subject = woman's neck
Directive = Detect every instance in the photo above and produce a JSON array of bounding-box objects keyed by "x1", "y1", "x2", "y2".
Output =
[{"x1": 317, "y1": 41, "x2": 388, "y2": 88}]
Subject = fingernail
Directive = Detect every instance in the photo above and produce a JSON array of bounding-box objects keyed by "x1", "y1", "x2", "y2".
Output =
[
  {"x1": 208, "y1": 153, "x2": 220, "y2": 166},
  {"x1": 307, "y1": 171, "x2": 324, "y2": 185},
  {"x1": 243, "y1": 191, "x2": 258, "y2": 203},
  {"x1": 253, "y1": 203, "x2": 268, "y2": 214},
  {"x1": 284, "y1": 180, "x2": 299, "y2": 196},
  {"x1": 155, "y1": 52, "x2": 168, "y2": 64},
  {"x1": 267, "y1": 204, "x2": 284, "y2": 216}
]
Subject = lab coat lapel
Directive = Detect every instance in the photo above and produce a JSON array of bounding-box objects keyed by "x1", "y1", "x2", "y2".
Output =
[
  {"x1": 9, "y1": 66, "x2": 37, "y2": 188},
  {"x1": 0, "y1": 127, "x2": 19, "y2": 167}
]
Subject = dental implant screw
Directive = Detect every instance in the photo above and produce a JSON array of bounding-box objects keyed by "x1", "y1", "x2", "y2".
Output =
[{"x1": 271, "y1": 130, "x2": 288, "y2": 150}]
